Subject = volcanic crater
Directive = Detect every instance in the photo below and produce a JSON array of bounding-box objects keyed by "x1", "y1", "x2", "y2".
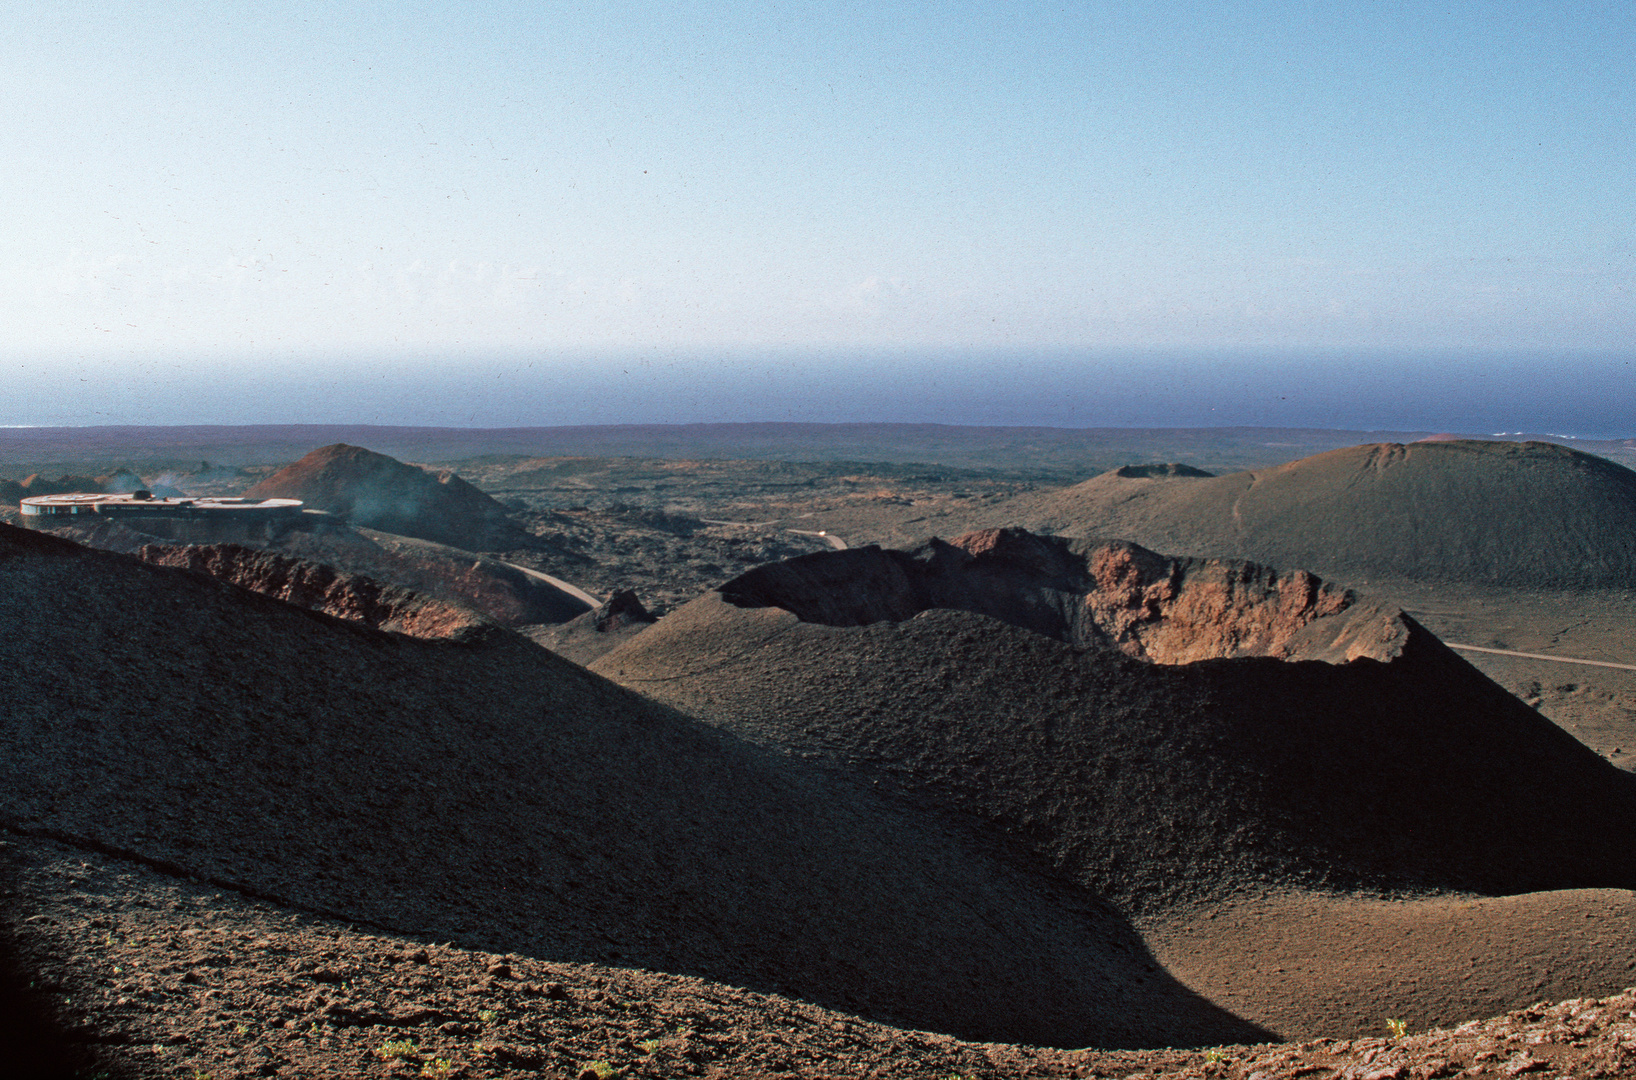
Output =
[{"x1": 593, "y1": 528, "x2": 1636, "y2": 1037}]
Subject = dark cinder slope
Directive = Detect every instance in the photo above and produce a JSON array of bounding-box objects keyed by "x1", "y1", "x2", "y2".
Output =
[
  {"x1": 1017, "y1": 439, "x2": 1636, "y2": 588},
  {"x1": 593, "y1": 530, "x2": 1636, "y2": 911},
  {"x1": 244, "y1": 443, "x2": 520, "y2": 550},
  {"x1": 526, "y1": 589, "x2": 658, "y2": 665},
  {"x1": 0, "y1": 523, "x2": 1262, "y2": 1049}
]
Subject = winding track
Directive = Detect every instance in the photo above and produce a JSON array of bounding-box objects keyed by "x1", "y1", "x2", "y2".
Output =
[
  {"x1": 497, "y1": 560, "x2": 605, "y2": 608},
  {"x1": 698, "y1": 517, "x2": 849, "y2": 550},
  {"x1": 1445, "y1": 643, "x2": 1636, "y2": 672},
  {"x1": 787, "y1": 529, "x2": 847, "y2": 550}
]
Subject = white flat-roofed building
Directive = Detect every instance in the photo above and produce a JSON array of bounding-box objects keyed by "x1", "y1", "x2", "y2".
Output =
[{"x1": 21, "y1": 491, "x2": 303, "y2": 519}]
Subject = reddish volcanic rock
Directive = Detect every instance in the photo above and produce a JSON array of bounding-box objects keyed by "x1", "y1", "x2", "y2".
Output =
[
  {"x1": 1076, "y1": 536, "x2": 1356, "y2": 664},
  {"x1": 136, "y1": 542, "x2": 492, "y2": 640},
  {"x1": 715, "y1": 526, "x2": 1398, "y2": 665}
]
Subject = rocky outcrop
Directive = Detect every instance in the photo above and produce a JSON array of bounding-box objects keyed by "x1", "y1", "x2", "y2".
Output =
[
  {"x1": 581, "y1": 588, "x2": 656, "y2": 633},
  {"x1": 720, "y1": 527, "x2": 1404, "y2": 665},
  {"x1": 137, "y1": 542, "x2": 490, "y2": 640},
  {"x1": 1110, "y1": 463, "x2": 1215, "y2": 478}
]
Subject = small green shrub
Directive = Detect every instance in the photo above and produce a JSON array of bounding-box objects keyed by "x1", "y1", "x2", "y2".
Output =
[
  {"x1": 378, "y1": 1038, "x2": 419, "y2": 1061},
  {"x1": 1386, "y1": 1017, "x2": 1408, "y2": 1038}
]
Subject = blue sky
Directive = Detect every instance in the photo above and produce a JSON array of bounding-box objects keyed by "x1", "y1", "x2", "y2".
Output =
[{"x1": 1, "y1": 2, "x2": 1632, "y2": 426}]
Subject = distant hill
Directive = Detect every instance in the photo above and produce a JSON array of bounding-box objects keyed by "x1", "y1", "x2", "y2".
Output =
[
  {"x1": 0, "y1": 468, "x2": 161, "y2": 505},
  {"x1": 244, "y1": 443, "x2": 521, "y2": 550},
  {"x1": 1016, "y1": 439, "x2": 1636, "y2": 588},
  {"x1": 11, "y1": 423, "x2": 1636, "y2": 478}
]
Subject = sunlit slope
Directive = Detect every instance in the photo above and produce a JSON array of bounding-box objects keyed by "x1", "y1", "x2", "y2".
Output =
[{"x1": 1020, "y1": 440, "x2": 1636, "y2": 587}]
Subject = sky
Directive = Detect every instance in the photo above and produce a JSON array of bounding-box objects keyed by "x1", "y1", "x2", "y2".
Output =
[{"x1": 2, "y1": 1, "x2": 1633, "y2": 428}]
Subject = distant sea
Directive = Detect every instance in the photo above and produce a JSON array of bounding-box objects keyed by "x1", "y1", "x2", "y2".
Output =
[{"x1": 4, "y1": 348, "x2": 1632, "y2": 438}]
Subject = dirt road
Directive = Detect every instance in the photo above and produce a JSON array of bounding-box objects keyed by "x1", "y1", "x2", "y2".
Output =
[{"x1": 1445, "y1": 642, "x2": 1636, "y2": 672}]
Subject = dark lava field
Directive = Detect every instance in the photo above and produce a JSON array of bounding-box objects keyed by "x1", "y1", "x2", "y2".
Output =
[{"x1": 4, "y1": 424, "x2": 1636, "y2": 1079}]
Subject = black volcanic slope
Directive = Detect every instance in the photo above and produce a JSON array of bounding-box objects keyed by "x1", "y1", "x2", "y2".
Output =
[
  {"x1": 0, "y1": 522, "x2": 1266, "y2": 1049},
  {"x1": 592, "y1": 529, "x2": 1636, "y2": 911},
  {"x1": 1015, "y1": 439, "x2": 1636, "y2": 587}
]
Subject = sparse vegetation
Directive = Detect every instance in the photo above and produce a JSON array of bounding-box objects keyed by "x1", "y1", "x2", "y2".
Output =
[
  {"x1": 378, "y1": 1038, "x2": 420, "y2": 1061},
  {"x1": 1387, "y1": 1017, "x2": 1408, "y2": 1038},
  {"x1": 581, "y1": 1061, "x2": 618, "y2": 1079}
]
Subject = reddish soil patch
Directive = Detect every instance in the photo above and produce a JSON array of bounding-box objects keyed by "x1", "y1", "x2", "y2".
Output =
[{"x1": 1142, "y1": 889, "x2": 1636, "y2": 1041}]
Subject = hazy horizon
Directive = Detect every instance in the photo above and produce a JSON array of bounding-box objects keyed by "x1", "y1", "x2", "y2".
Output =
[
  {"x1": 2, "y1": 347, "x2": 1631, "y2": 439},
  {"x1": 5, "y1": 3, "x2": 1631, "y2": 433}
]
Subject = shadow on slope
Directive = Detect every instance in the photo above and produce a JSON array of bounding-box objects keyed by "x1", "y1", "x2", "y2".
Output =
[
  {"x1": 0, "y1": 857, "x2": 108, "y2": 1080},
  {"x1": 0, "y1": 523, "x2": 1264, "y2": 1049},
  {"x1": 592, "y1": 531, "x2": 1636, "y2": 912},
  {"x1": 1016, "y1": 439, "x2": 1636, "y2": 588}
]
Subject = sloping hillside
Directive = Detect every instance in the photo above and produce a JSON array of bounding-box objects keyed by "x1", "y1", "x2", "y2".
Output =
[
  {"x1": 1017, "y1": 440, "x2": 1636, "y2": 587},
  {"x1": 0, "y1": 522, "x2": 1259, "y2": 1049}
]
